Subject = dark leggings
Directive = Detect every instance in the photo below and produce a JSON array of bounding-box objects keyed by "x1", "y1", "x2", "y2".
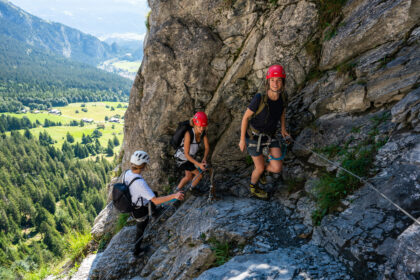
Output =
[{"x1": 133, "y1": 200, "x2": 157, "y2": 250}]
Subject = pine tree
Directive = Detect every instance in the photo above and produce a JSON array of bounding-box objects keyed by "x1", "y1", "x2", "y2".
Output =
[
  {"x1": 106, "y1": 141, "x2": 114, "y2": 156},
  {"x1": 42, "y1": 193, "x2": 56, "y2": 214},
  {"x1": 66, "y1": 132, "x2": 74, "y2": 143},
  {"x1": 113, "y1": 135, "x2": 120, "y2": 146},
  {"x1": 23, "y1": 129, "x2": 33, "y2": 139}
]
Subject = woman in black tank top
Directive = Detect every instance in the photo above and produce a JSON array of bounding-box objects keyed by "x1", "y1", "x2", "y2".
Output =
[{"x1": 238, "y1": 65, "x2": 290, "y2": 199}]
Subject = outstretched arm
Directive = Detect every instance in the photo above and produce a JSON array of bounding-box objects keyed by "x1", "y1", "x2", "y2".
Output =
[{"x1": 151, "y1": 192, "x2": 184, "y2": 205}]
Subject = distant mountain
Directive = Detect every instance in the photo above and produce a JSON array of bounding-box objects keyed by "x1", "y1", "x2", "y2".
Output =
[
  {"x1": 0, "y1": 33, "x2": 132, "y2": 112},
  {"x1": 0, "y1": 0, "x2": 133, "y2": 112},
  {"x1": 0, "y1": 0, "x2": 118, "y2": 66},
  {"x1": 100, "y1": 34, "x2": 143, "y2": 61}
]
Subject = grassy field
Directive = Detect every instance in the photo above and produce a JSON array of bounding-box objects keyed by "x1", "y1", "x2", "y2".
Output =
[
  {"x1": 57, "y1": 102, "x2": 127, "y2": 122},
  {"x1": 4, "y1": 102, "x2": 127, "y2": 159},
  {"x1": 6, "y1": 112, "x2": 75, "y2": 124},
  {"x1": 29, "y1": 123, "x2": 124, "y2": 151},
  {"x1": 112, "y1": 60, "x2": 141, "y2": 73},
  {"x1": 7, "y1": 102, "x2": 127, "y2": 124}
]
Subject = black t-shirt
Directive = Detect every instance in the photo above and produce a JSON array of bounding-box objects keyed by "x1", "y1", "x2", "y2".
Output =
[{"x1": 248, "y1": 93, "x2": 284, "y2": 135}]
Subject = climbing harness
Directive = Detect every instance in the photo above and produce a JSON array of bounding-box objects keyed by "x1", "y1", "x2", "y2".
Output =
[
  {"x1": 267, "y1": 136, "x2": 289, "y2": 162},
  {"x1": 247, "y1": 130, "x2": 273, "y2": 153},
  {"x1": 289, "y1": 137, "x2": 420, "y2": 226}
]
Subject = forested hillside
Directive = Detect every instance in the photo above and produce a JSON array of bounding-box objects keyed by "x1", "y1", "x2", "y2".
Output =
[
  {"x1": 0, "y1": 131, "x2": 113, "y2": 278},
  {"x1": 0, "y1": 34, "x2": 132, "y2": 112}
]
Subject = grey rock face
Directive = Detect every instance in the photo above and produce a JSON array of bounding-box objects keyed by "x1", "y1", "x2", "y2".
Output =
[
  {"x1": 90, "y1": 202, "x2": 119, "y2": 241},
  {"x1": 382, "y1": 222, "x2": 420, "y2": 279},
  {"x1": 196, "y1": 244, "x2": 351, "y2": 280},
  {"x1": 392, "y1": 87, "x2": 420, "y2": 130},
  {"x1": 89, "y1": 196, "x2": 331, "y2": 279},
  {"x1": 123, "y1": 0, "x2": 320, "y2": 188},
  {"x1": 366, "y1": 42, "x2": 420, "y2": 107},
  {"x1": 320, "y1": 0, "x2": 419, "y2": 70},
  {"x1": 312, "y1": 133, "x2": 420, "y2": 278},
  {"x1": 107, "y1": 0, "x2": 420, "y2": 279}
]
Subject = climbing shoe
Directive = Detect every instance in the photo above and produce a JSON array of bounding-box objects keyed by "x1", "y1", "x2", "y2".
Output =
[
  {"x1": 258, "y1": 171, "x2": 267, "y2": 185},
  {"x1": 249, "y1": 183, "x2": 268, "y2": 199}
]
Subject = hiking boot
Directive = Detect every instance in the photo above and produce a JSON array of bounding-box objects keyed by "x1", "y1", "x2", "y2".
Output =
[
  {"x1": 249, "y1": 184, "x2": 268, "y2": 199},
  {"x1": 258, "y1": 171, "x2": 267, "y2": 185}
]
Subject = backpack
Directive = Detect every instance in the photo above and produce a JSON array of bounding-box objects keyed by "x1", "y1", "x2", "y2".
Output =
[
  {"x1": 170, "y1": 120, "x2": 193, "y2": 149},
  {"x1": 112, "y1": 173, "x2": 141, "y2": 213}
]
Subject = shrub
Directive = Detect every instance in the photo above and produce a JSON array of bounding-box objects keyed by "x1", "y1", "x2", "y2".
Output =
[
  {"x1": 208, "y1": 237, "x2": 231, "y2": 267},
  {"x1": 67, "y1": 231, "x2": 91, "y2": 262},
  {"x1": 145, "y1": 11, "x2": 151, "y2": 30},
  {"x1": 114, "y1": 214, "x2": 130, "y2": 234},
  {"x1": 311, "y1": 112, "x2": 390, "y2": 225},
  {"x1": 98, "y1": 232, "x2": 112, "y2": 252}
]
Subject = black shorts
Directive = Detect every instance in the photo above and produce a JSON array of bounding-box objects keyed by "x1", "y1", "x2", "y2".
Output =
[
  {"x1": 179, "y1": 161, "x2": 196, "y2": 171},
  {"x1": 245, "y1": 136, "x2": 280, "y2": 157}
]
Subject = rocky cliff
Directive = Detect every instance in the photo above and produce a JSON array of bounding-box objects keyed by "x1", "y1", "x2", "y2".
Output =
[{"x1": 85, "y1": 0, "x2": 420, "y2": 279}]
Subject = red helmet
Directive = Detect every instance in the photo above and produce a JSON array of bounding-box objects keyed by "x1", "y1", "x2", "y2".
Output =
[
  {"x1": 193, "y1": 112, "x2": 208, "y2": 127},
  {"x1": 266, "y1": 64, "x2": 286, "y2": 79}
]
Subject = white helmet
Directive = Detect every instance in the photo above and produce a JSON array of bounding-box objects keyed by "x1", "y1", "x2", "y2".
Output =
[{"x1": 130, "y1": 150, "x2": 150, "y2": 166}]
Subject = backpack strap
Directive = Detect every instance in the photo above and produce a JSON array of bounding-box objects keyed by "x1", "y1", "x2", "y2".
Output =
[
  {"x1": 127, "y1": 176, "x2": 141, "y2": 188},
  {"x1": 248, "y1": 91, "x2": 287, "y2": 137},
  {"x1": 187, "y1": 126, "x2": 194, "y2": 145},
  {"x1": 254, "y1": 93, "x2": 268, "y2": 116},
  {"x1": 248, "y1": 93, "x2": 269, "y2": 139},
  {"x1": 126, "y1": 174, "x2": 143, "y2": 206}
]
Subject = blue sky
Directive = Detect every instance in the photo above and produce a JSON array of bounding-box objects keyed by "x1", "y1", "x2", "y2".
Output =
[{"x1": 9, "y1": 0, "x2": 150, "y2": 41}]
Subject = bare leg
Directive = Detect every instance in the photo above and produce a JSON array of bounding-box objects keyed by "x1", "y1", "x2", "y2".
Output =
[
  {"x1": 177, "y1": 171, "x2": 193, "y2": 190},
  {"x1": 191, "y1": 169, "x2": 203, "y2": 188},
  {"x1": 266, "y1": 147, "x2": 283, "y2": 173},
  {"x1": 251, "y1": 155, "x2": 265, "y2": 184}
]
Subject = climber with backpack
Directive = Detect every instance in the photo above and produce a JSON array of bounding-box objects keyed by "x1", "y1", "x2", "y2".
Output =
[
  {"x1": 238, "y1": 64, "x2": 290, "y2": 199},
  {"x1": 115, "y1": 150, "x2": 184, "y2": 256},
  {"x1": 173, "y1": 111, "x2": 210, "y2": 194}
]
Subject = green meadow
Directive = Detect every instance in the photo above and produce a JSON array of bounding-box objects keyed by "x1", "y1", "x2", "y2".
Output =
[
  {"x1": 56, "y1": 102, "x2": 127, "y2": 122},
  {"x1": 112, "y1": 60, "x2": 141, "y2": 73},
  {"x1": 4, "y1": 102, "x2": 127, "y2": 159}
]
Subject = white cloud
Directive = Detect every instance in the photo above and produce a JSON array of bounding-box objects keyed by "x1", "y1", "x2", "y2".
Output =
[
  {"x1": 111, "y1": 0, "x2": 147, "y2": 6},
  {"x1": 63, "y1": 10, "x2": 73, "y2": 16},
  {"x1": 99, "y1": 32, "x2": 146, "y2": 41}
]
